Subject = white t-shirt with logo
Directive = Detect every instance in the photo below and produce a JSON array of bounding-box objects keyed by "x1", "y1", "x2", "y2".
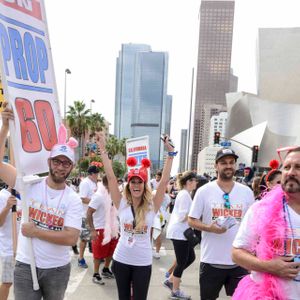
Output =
[
  {"x1": 0, "y1": 189, "x2": 22, "y2": 257},
  {"x1": 15, "y1": 179, "x2": 82, "y2": 268},
  {"x1": 88, "y1": 191, "x2": 107, "y2": 229},
  {"x1": 79, "y1": 177, "x2": 97, "y2": 217},
  {"x1": 167, "y1": 189, "x2": 192, "y2": 240},
  {"x1": 189, "y1": 181, "x2": 254, "y2": 265},
  {"x1": 113, "y1": 198, "x2": 156, "y2": 266},
  {"x1": 233, "y1": 203, "x2": 300, "y2": 300}
]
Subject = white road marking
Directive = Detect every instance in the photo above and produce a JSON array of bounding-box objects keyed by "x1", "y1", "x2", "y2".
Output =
[{"x1": 64, "y1": 268, "x2": 87, "y2": 299}]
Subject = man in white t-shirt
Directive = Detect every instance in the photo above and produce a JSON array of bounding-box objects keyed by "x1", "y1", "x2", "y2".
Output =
[
  {"x1": 232, "y1": 147, "x2": 300, "y2": 300},
  {"x1": 188, "y1": 148, "x2": 254, "y2": 300},
  {"x1": 78, "y1": 165, "x2": 99, "y2": 268},
  {"x1": 87, "y1": 175, "x2": 119, "y2": 285},
  {"x1": 0, "y1": 108, "x2": 82, "y2": 300},
  {"x1": 150, "y1": 170, "x2": 162, "y2": 190},
  {"x1": 0, "y1": 189, "x2": 21, "y2": 300}
]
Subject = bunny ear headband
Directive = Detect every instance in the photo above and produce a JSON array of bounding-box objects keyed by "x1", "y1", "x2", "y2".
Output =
[{"x1": 49, "y1": 124, "x2": 78, "y2": 163}]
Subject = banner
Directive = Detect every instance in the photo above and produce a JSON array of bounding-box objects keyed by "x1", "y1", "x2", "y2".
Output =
[
  {"x1": 0, "y1": 0, "x2": 60, "y2": 176},
  {"x1": 126, "y1": 136, "x2": 150, "y2": 168}
]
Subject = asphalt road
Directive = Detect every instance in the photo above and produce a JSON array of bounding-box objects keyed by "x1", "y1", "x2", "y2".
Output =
[{"x1": 5, "y1": 236, "x2": 229, "y2": 299}]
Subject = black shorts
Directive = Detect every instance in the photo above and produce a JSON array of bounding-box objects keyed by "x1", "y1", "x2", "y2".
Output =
[{"x1": 199, "y1": 262, "x2": 248, "y2": 300}]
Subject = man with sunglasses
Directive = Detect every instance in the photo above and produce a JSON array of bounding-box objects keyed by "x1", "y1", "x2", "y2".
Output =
[
  {"x1": 188, "y1": 148, "x2": 254, "y2": 300},
  {"x1": 232, "y1": 147, "x2": 300, "y2": 299},
  {"x1": 0, "y1": 107, "x2": 82, "y2": 300}
]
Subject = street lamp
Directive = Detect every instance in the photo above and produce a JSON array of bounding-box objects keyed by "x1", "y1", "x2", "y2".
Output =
[
  {"x1": 64, "y1": 68, "x2": 71, "y2": 122},
  {"x1": 90, "y1": 99, "x2": 95, "y2": 114}
]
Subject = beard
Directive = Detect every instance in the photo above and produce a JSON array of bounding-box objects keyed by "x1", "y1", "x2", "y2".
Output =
[
  {"x1": 219, "y1": 168, "x2": 235, "y2": 181},
  {"x1": 49, "y1": 167, "x2": 72, "y2": 184},
  {"x1": 282, "y1": 176, "x2": 300, "y2": 193}
]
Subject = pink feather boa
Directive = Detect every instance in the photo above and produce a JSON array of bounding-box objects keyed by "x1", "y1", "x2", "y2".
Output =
[{"x1": 232, "y1": 185, "x2": 287, "y2": 300}]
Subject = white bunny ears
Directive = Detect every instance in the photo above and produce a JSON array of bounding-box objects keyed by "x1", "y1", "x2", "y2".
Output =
[{"x1": 49, "y1": 124, "x2": 78, "y2": 163}]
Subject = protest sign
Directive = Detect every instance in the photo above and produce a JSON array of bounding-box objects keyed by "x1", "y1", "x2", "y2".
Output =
[{"x1": 0, "y1": 0, "x2": 60, "y2": 176}]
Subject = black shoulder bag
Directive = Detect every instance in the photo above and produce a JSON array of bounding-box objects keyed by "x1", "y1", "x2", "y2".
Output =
[{"x1": 183, "y1": 227, "x2": 201, "y2": 248}]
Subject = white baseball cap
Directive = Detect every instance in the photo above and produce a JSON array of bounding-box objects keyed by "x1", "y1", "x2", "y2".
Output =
[{"x1": 49, "y1": 144, "x2": 75, "y2": 163}]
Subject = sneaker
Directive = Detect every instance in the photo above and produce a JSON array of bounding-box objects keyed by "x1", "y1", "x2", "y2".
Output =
[
  {"x1": 92, "y1": 273, "x2": 105, "y2": 285},
  {"x1": 101, "y1": 268, "x2": 115, "y2": 279},
  {"x1": 163, "y1": 279, "x2": 173, "y2": 291},
  {"x1": 78, "y1": 258, "x2": 88, "y2": 268},
  {"x1": 170, "y1": 289, "x2": 191, "y2": 300},
  {"x1": 165, "y1": 271, "x2": 170, "y2": 279},
  {"x1": 153, "y1": 252, "x2": 160, "y2": 259}
]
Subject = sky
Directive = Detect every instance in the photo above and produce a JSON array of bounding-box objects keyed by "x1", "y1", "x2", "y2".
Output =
[{"x1": 44, "y1": 0, "x2": 300, "y2": 173}]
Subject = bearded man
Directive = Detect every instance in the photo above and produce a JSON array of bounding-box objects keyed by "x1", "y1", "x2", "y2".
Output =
[
  {"x1": 232, "y1": 147, "x2": 300, "y2": 299},
  {"x1": 0, "y1": 106, "x2": 82, "y2": 300},
  {"x1": 188, "y1": 148, "x2": 254, "y2": 300}
]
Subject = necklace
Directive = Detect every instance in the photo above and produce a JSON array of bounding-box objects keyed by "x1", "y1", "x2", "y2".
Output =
[
  {"x1": 283, "y1": 196, "x2": 295, "y2": 256},
  {"x1": 44, "y1": 178, "x2": 66, "y2": 229}
]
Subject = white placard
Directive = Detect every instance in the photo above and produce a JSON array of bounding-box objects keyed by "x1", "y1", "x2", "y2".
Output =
[{"x1": 0, "y1": 0, "x2": 60, "y2": 176}]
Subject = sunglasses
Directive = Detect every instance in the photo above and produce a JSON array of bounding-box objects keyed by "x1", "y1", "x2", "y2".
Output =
[
  {"x1": 277, "y1": 146, "x2": 299, "y2": 163},
  {"x1": 223, "y1": 193, "x2": 231, "y2": 209}
]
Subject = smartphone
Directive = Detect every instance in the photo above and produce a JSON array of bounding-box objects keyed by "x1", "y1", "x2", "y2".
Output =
[{"x1": 160, "y1": 134, "x2": 175, "y2": 148}]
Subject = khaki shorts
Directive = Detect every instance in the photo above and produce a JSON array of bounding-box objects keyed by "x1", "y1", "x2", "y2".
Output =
[{"x1": 1, "y1": 256, "x2": 14, "y2": 283}]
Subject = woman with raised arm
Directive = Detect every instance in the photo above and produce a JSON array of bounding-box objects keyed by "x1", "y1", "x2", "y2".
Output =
[{"x1": 97, "y1": 133, "x2": 175, "y2": 300}]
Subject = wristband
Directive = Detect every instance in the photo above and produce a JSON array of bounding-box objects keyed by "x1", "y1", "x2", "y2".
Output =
[{"x1": 168, "y1": 151, "x2": 178, "y2": 157}]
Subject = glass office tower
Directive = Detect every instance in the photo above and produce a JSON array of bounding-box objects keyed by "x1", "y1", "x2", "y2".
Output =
[{"x1": 115, "y1": 44, "x2": 171, "y2": 170}]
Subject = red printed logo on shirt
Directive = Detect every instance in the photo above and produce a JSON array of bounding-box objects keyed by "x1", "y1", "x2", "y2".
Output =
[{"x1": 211, "y1": 203, "x2": 243, "y2": 221}]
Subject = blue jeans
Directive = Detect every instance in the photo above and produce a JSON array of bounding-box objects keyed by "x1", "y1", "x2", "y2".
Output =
[{"x1": 14, "y1": 261, "x2": 71, "y2": 300}]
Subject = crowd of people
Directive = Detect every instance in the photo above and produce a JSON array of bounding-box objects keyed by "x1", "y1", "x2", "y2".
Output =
[{"x1": 0, "y1": 104, "x2": 300, "y2": 300}]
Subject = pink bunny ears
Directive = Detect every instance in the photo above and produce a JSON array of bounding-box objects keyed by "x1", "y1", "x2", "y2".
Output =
[
  {"x1": 49, "y1": 124, "x2": 78, "y2": 163},
  {"x1": 57, "y1": 124, "x2": 78, "y2": 149}
]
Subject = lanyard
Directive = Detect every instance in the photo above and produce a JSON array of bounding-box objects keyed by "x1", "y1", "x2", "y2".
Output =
[
  {"x1": 283, "y1": 196, "x2": 295, "y2": 256},
  {"x1": 130, "y1": 205, "x2": 136, "y2": 230}
]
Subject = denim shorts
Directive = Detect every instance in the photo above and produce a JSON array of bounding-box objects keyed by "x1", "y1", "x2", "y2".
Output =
[
  {"x1": 14, "y1": 261, "x2": 71, "y2": 300},
  {"x1": 80, "y1": 217, "x2": 91, "y2": 241}
]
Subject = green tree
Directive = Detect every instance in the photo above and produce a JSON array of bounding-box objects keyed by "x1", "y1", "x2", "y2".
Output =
[
  {"x1": 105, "y1": 135, "x2": 120, "y2": 161},
  {"x1": 66, "y1": 100, "x2": 90, "y2": 158},
  {"x1": 89, "y1": 112, "x2": 106, "y2": 137},
  {"x1": 119, "y1": 138, "x2": 127, "y2": 157},
  {"x1": 112, "y1": 161, "x2": 126, "y2": 178}
]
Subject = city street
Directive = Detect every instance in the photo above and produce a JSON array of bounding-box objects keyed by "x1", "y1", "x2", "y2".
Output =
[{"x1": 5, "y1": 237, "x2": 229, "y2": 300}]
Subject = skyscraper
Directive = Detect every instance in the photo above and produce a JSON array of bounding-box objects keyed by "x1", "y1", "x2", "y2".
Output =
[
  {"x1": 114, "y1": 43, "x2": 151, "y2": 139},
  {"x1": 178, "y1": 129, "x2": 188, "y2": 173},
  {"x1": 191, "y1": 0, "x2": 236, "y2": 169},
  {"x1": 115, "y1": 44, "x2": 171, "y2": 170}
]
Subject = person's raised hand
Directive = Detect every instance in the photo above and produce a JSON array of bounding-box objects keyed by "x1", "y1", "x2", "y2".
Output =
[
  {"x1": 1, "y1": 102, "x2": 14, "y2": 127},
  {"x1": 162, "y1": 135, "x2": 175, "y2": 152}
]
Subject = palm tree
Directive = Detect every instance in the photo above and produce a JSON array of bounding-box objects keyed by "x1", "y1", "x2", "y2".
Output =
[
  {"x1": 88, "y1": 112, "x2": 105, "y2": 136},
  {"x1": 66, "y1": 100, "x2": 90, "y2": 158},
  {"x1": 119, "y1": 138, "x2": 127, "y2": 157},
  {"x1": 105, "y1": 135, "x2": 120, "y2": 161}
]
